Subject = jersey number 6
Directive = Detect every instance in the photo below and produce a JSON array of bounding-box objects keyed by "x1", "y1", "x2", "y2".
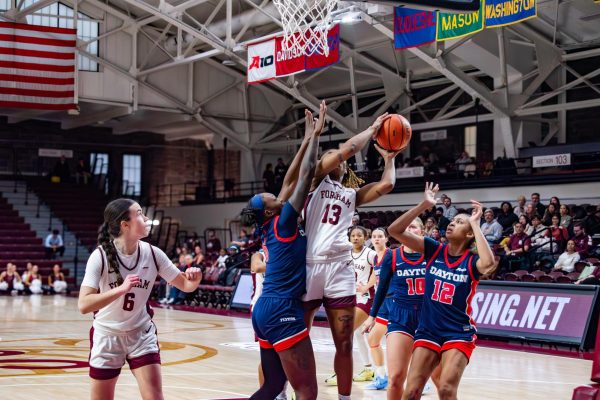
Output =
[{"x1": 123, "y1": 293, "x2": 135, "y2": 311}]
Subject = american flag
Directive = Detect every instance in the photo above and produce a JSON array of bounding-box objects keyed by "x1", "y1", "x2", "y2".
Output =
[{"x1": 0, "y1": 22, "x2": 76, "y2": 110}]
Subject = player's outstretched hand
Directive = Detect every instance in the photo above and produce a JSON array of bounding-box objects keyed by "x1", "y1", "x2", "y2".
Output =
[
  {"x1": 184, "y1": 267, "x2": 202, "y2": 283},
  {"x1": 469, "y1": 200, "x2": 483, "y2": 225},
  {"x1": 120, "y1": 274, "x2": 140, "y2": 294},
  {"x1": 313, "y1": 100, "x2": 327, "y2": 137},
  {"x1": 362, "y1": 316, "x2": 375, "y2": 334},
  {"x1": 424, "y1": 182, "x2": 440, "y2": 207},
  {"x1": 304, "y1": 108, "x2": 314, "y2": 139},
  {"x1": 369, "y1": 113, "x2": 389, "y2": 138}
]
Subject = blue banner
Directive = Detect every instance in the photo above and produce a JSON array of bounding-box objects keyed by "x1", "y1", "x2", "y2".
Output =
[
  {"x1": 394, "y1": 7, "x2": 436, "y2": 50},
  {"x1": 485, "y1": 0, "x2": 536, "y2": 28}
]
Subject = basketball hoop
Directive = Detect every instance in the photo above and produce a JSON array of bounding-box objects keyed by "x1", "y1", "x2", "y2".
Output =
[{"x1": 272, "y1": 0, "x2": 338, "y2": 57}]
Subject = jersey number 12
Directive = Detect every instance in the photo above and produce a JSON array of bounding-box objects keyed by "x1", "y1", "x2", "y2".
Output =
[{"x1": 431, "y1": 279, "x2": 455, "y2": 305}]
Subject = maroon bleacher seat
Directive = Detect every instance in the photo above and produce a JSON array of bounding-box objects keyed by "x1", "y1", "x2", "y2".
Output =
[
  {"x1": 567, "y1": 272, "x2": 581, "y2": 281},
  {"x1": 514, "y1": 270, "x2": 529, "y2": 279},
  {"x1": 571, "y1": 385, "x2": 600, "y2": 400},
  {"x1": 531, "y1": 270, "x2": 546, "y2": 280},
  {"x1": 520, "y1": 274, "x2": 536, "y2": 282},
  {"x1": 538, "y1": 274, "x2": 554, "y2": 283},
  {"x1": 504, "y1": 272, "x2": 518, "y2": 281},
  {"x1": 548, "y1": 271, "x2": 566, "y2": 280},
  {"x1": 556, "y1": 275, "x2": 573, "y2": 284}
]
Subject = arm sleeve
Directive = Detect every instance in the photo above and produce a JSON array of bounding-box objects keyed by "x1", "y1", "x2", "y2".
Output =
[
  {"x1": 153, "y1": 246, "x2": 184, "y2": 283},
  {"x1": 81, "y1": 249, "x2": 103, "y2": 289},
  {"x1": 369, "y1": 251, "x2": 393, "y2": 318},
  {"x1": 276, "y1": 202, "x2": 300, "y2": 238},
  {"x1": 44, "y1": 235, "x2": 51, "y2": 247},
  {"x1": 423, "y1": 237, "x2": 441, "y2": 261}
]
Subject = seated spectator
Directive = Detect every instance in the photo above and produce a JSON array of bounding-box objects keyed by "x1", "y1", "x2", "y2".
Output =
[
  {"x1": 525, "y1": 203, "x2": 537, "y2": 220},
  {"x1": 192, "y1": 245, "x2": 205, "y2": 268},
  {"x1": 440, "y1": 195, "x2": 458, "y2": 220},
  {"x1": 455, "y1": 151, "x2": 471, "y2": 174},
  {"x1": 24, "y1": 264, "x2": 43, "y2": 294},
  {"x1": 553, "y1": 240, "x2": 580, "y2": 273},
  {"x1": 550, "y1": 196, "x2": 561, "y2": 207},
  {"x1": 45, "y1": 229, "x2": 65, "y2": 259},
  {"x1": 571, "y1": 223, "x2": 593, "y2": 257},
  {"x1": 205, "y1": 229, "x2": 222, "y2": 254},
  {"x1": 420, "y1": 205, "x2": 436, "y2": 222},
  {"x1": 430, "y1": 227, "x2": 446, "y2": 243},
  {"x1": 531, "y1": 192, "x2": 546, "y2": 217},
  {"x1": 544, "y1": 215, "x2": 568, "y2": 254},
  {"x1": 424, "y1": 217, "x2": 437, "y2": 237},
  {"x1": 0, "y1": 263, "x2": 25, "y2": 294},
  {"x1": 230, "y1": 229, "x2": 249, "y2": 249},
  {"x1": 559, "y1": 204, "x2": 571, "y2": 229},
  {"x1": 576, "y1": 264, "x2": 600, "y2": 285},
  {"x1": 530, "y1": 215, "x2": 547, "y2": 241},
  {"x1": 159, "y1": 255, "x2": 190, "y2": 305},
  {"x1": 434, "y1": 207, "x2": 450, "y2": 233},
  {"x1": 500, "y1": 222, "x2": 531, "y2": 272},
  {"x1": 48, "y1": 264, "x2": 67, "y2": 294},
  {"x1": 481, "y1": 209, "x2": 503, "y2": 244},
  {"x1": 497, "y1": 201, "x2": 518, "y2": 230},
  {"x1": 52, "y1": 155, "x2": 70, "y2": 183},
  {"x1": 213, "y1": 248, "x2": 229, "y2": 269},
  {"x1": 542, "y1": 203, "x2": 558, "y2": 226},
  {"x1": 352, "y1": 212, "x2": 360, "y2": 226},
  {"x1": 519, "y1": 215, "x2": 533, "y2": 236},
  {"x1": 75, "y1": 158, "x2": 91, "y2": 185},
  {"x1": 514, "y1": 195, "x2": 527, "y2": 218}
]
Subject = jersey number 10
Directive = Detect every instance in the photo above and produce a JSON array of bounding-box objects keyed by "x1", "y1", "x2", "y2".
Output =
[
  {"x1": 321, "y1": 204, "x2": 342, "y2": 225},
  {"x1": 406, "y1": 277, "x2": 425, "y2": 295}
]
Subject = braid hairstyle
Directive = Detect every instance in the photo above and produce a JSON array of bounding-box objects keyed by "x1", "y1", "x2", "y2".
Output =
[
  {"x1": 97, "y1": 198, "x2": 135, "y2": 286},
  {"x1": 342, "y1": 167, "x2": 365, "y2": 189}
]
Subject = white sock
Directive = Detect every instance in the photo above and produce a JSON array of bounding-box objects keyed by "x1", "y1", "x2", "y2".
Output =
[
  {"x1": 339, "y1": 395, "x2": 351, "y2": 400},
  {"x1": 354, "y1": 330, "x2": 371, "y2": 367},
  {"x1": 376, "y1": 366, "x2": 386, "y2": 378}
]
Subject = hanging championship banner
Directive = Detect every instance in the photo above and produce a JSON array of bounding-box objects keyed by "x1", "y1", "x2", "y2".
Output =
[
  {"x1": 248, "y1": 25, "x2": 340, "y2": 83},
  {"x1": 394, "y1": 7, "x2": 437, "y2": 50},
  {"x1": 436, "y1": 3, "x2": 484, "y2": 41},
  {"x1": 484, "y1": 0, "x2": 536, "y2": 28}
]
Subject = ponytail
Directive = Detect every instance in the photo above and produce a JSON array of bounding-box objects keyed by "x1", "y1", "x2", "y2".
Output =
[
  {"x1": 342, "y1": 167, "x2": 365, "y2": 189},
  {"x1": 98, "y1": 199, "x2": 135, "y2": 286}
]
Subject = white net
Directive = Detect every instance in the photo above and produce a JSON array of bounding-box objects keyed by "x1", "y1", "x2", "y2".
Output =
[{"x1": 272, "y1": 0, "x2": 338, "y2": 57}]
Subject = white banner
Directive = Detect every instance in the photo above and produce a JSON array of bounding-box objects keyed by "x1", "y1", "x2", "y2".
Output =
[
  {"x1": 396, "y1": 166, "x2": 424, "y2": 178},
  {"x1": 532, "y1": 153, "x2": 571, "y2": 168},
  {"x1": 247, "y1": 39, "x2": 276, "y2": 84},
  {"x1": 420, "y1": 129, "x2": 447, "y2": 141},
  {"x1": 38, "y1": 148, "x2": 73, "y2": 158}
]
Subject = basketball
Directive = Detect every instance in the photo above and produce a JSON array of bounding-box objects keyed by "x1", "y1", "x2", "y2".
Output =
[{"x1": 376, "y1": 114, "x2": 412, "y2": 152}]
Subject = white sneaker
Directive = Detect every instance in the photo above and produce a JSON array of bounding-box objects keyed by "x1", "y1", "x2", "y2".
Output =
[
  {"x1": 166, "y1": 298, "x2": 175, "y2": 304},
  {"x1": 158, "y1": 298, "x2": 168, "y2": 304}
]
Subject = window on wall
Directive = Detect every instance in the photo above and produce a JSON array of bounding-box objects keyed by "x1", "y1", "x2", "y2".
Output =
[
  {"x1": 16, "y1": 0, "x2": 100, "y2": 71},
  {"x1": 90, "y1": 153, "x2": 108, "y2": 175},
  {"x1": 464, "y1": 126, "x2": 477, "y2": 158},
  {"x1": 122, "y1": 154, "x2": 142, "y2": 196}
]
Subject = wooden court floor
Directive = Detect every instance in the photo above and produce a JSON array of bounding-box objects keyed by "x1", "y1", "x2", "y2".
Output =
[{"x1": 0, "y1": 295, "x2": 591, "y2": 400}]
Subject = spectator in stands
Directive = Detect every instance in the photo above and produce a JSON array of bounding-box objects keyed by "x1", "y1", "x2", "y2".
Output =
[
  {"x1": 500, "y1": 222, "x2": 531, "y2": 272},
  {"x1": 525, "y1": 203, "x2": 536, "y2": 220},
  {"x1": 480, "y1": 209, "x2": 503, "y2": 244},
  {"x1": 273, "y1": 157, "x2": 287, "y2": 193},
  {"x1": 514, "y1": 195, "x2": 527, "y2": 218},
  {"x1": 161, "y1": 255, "x2": 192, "y2": 305},
  {"x1": 519, "y1": 215, "x2": 533, "y2": 236},
  {"x1": 213, "y1": 248, "x2": 229, "y2": 269},
  {"x1": 352, "y1": 212, "x2": 360, "y2": 226},
  {"x1": 550, "y1": 196, "x2": 561, "y2": 207},
  {"x1": 75, "y1": 158, "x2": 91, "y2": 185},
  {"x1": 24, "y1": 264, "x2": 43, "y2": 294},
  {"x1": 531, "y1": 192, "x2": 546, "y2": 216},
  {"x1": 0, "y1": 263, "x2": 25, "y2": 294},
  {"x1": 575, "y1": 264, "x2": 600, "y2": 285},
  {"x1": 205, "y1": 229, "x2": 221, "y2": 254},
  {"x1": 552, "y1": 240, "x2": 580, "y2": 273},
  {"x1": 559, "y1": 204, "x2": 572, "y2": 229},
  {"x1": 52, "y1": 155, "x2": 71, "y2": 183},
  {"x1": 192, "y1": 245, "x2": 205, "y2": 269},
  {"x1": 48, "y1": 264, "x2": 67, "y2": 294},
  {"x1": 434, "y1": 207, "x2": 450, "y2": 233},
  {"x1": 545, "y1": 215, "x2": 568, "y2": 254},
  {"x1": 455, "y1": 151, "x2": 471, "y2": 175},
  {"x1": 430, "y1": 227, "x2": 446, "y2": 243},
  {"x1": 45, "y1": 230, "x2": 65, "y2": 259},
  {"x1": 230, "y1": 229, "x2": 249, "y2": 249},
  {"x1": 440, "y1": 195, "x2": 458, "y2": 220},
  {"x1": 424, "y1": 217, "x2": 437, "y2": 237},
  {"x1": 497, "y1": 201, "x2": 518, "y2": 230},
  {"x1": 420, "y1": 205, "x2": 436, "y2": 222},
  {"x1": 571, "y1": 223, "x2": 593, "y2": 257},
  {"x1": 542, "y1": 203, "x2": 559, "y2": 226},
  {"x1": 262, "y1": 163, "x2": 275, "y2": 194}
]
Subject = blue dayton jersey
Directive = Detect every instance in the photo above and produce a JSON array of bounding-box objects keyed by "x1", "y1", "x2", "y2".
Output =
[
  {"x1": 259, "y1": 202, "x2": 307, "y2": 300},
  {"x1": 370, "y1": 247, "x2": 426, "y2": 317},
  {"x1": 419, "y1": 237, "x2": 480, "y2": 335}
]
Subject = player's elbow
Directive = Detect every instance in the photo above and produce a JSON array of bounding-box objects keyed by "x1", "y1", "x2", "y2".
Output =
[
  {"x1": 379, "y1": 181, "x2": 394, "y2": 194},
  {"x1": 78, "y1": 299, "x2": 91, "y2": 315}
]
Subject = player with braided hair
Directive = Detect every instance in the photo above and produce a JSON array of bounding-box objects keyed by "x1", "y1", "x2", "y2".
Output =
[
  {"x1": 78, "y1": 198, "x2": 202, "y2": 400},
  {"x1": 302, "y1": 114, "x2": 404, "y2": 399}
]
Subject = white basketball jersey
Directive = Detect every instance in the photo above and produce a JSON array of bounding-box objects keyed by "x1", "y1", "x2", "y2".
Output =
[
  {"x1": 352, "y1": 247, "x2": 376, "y2": 286},
  {"x1": 250, "y1": 272, "x2": 264, "y2": 308},
  {"x1": 305, "y1": 176, "x2": 357, "y2": 263},
  {"x1": 81, "y1": 242, "x2": 180, "y2": 334}
]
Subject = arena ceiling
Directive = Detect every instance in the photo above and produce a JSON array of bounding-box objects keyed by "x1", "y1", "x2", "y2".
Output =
[{"x1": 1, "y1": 0, "x2": 600, "y2": 163}]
